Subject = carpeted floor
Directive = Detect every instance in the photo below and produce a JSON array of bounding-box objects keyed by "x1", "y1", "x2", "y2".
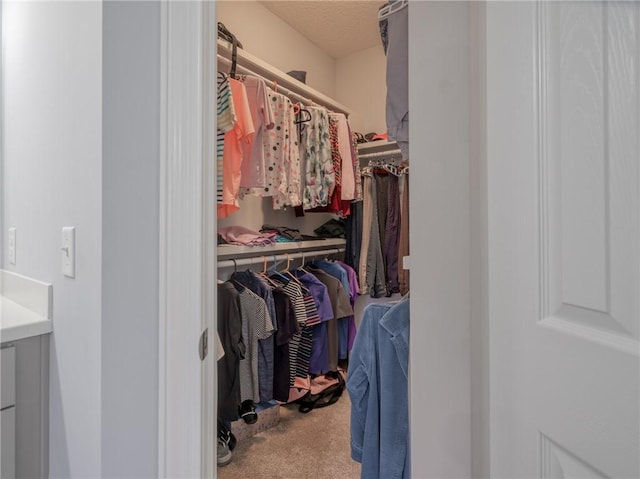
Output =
[{"x1": 217, "y1": 393, "x2": 361, "y2": 479}]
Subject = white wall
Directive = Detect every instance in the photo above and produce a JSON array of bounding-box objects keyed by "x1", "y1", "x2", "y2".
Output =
[
  {"x1": 101, "y1": 2, "x2": 160, "y2": 477},
  {"x1": 216, "y1": 0, "x2": 336, "y2": 97},
  {"x1": 409, "y1": 2, "x2": 472, "y2": 478},
  {"x1": 469, "y1": 4, "x2": 490, "y2": 478},
  {"x1": 2, "y1": 2, "x2": 103, "y2": 477},
  {"x1": 2, "y1": 2, "x2": 163, "y2": 477},
  {"x1": 335, "y1": 45, "x2": 387, "y2": 135}
]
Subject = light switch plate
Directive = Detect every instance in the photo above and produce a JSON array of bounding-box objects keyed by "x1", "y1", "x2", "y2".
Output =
[
  {"x1": 8, "y1": 228, "x2": 16, "y2": 265},
  {"x1": 61, "y1": 227, "x2": 75, "y2": 278}
]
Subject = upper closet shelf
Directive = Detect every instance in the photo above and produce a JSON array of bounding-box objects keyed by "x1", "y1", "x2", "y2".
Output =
[
  {"x1": 217, "y1": 39, "x2": 352, "y2": 116},
  {"x1": 218, "y1": 238, "x2": 346, "y2": 261}
]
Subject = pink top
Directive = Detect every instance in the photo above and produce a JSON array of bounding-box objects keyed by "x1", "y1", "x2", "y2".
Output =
[
  {"x1": 240, "y1": 76, "x2": 274, "y2": 188},
  {"x1": 218, "y1": 78, "x2": 255, "y2": 219}
]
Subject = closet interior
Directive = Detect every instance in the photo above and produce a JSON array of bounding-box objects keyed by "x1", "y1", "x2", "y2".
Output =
[{"x1": 214, "y1": 2, "x2": 409, "y2": 477}]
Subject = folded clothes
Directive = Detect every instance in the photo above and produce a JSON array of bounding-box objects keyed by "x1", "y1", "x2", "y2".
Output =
[
  {"x1": 314, "y1": 218, "x2": 346, "y2": 239},
  {"x1": 218, "y1": 226, "x2": 278, "y2": 246},
  {"x1": 261, "y1": 224, "x2": 304, "y2": 241}
]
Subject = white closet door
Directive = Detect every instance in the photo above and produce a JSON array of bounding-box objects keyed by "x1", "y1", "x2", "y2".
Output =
[{"x1": 487, "y1": 2, "x2": 639, "y2": 477}]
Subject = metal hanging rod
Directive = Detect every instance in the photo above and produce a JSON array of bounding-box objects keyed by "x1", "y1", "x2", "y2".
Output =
[
  {"x1": 217, "y1": 39, "x2": 352, "y2": 116},
  {"x1": 217, "y1": 247, "x2": 345, "y2": 270},
  {"x1": 357, "y1": 149, "x2": 403, "y2": 160}
]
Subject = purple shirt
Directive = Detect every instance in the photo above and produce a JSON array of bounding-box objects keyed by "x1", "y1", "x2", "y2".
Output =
[
  {"x1": 294, "y1": 269, "x2": 334, "y2": 375},
  {"x1": 338, "y1": 261, "x2": 359, "y2": 351},
  {"x1": 293, "y1": 270, "x2": 334, "y2": 322}
]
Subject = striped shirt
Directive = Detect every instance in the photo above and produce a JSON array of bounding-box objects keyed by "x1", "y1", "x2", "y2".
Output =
[{"x1": 217, "y1": 73, "x2": 236, "y2": 204}]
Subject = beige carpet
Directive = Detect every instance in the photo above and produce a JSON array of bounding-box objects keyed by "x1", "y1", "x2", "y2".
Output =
[{"x1": 217, "y1": 393, "x2": 361, "y2": 479}]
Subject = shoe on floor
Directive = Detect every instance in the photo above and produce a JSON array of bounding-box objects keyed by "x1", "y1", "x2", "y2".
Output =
[
  {"x1": 219, "y1": 427, "x2": 237, "y2": 451},
  {"x1": 238, "y1": 400, "x2": 257, "y2": 424},
  {"x1": 217, "y1": 438, "x2": 232, "y2": 467}
]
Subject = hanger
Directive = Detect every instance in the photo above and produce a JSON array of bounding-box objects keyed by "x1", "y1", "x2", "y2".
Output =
[
  {"x1": 296, "y1": 251, "x2": 310, "y2": 275},
  {"x1": 378, "y1": 0, "x2": 407, "y2": 21},
  {"x1": 295, "y1": 106, "x2": 312, "y2": 142},
  {"x1": 282, "y1": 253, "x2": 305, "y2": 286},
  {"x1": 259, "y1": 256, "x2": 279, "y2": 287}
]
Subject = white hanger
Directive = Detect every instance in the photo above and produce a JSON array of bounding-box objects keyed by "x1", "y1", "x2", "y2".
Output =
[{"x1": 378, "y1": 0, "x2": 408, "y2": 21}]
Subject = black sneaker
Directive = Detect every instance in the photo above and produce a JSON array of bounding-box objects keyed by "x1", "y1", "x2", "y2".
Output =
[
  {"x1": 238, "y1": 400, "x2": 257, "y2": 424},
  {"x1": 218, "y1": 427, "x2": 237, "y2": 451},
  {"x1": 217, "y1": 438, "x2": 232, "y2": 467}
]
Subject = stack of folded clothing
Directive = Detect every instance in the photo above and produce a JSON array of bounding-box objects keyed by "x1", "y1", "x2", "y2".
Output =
[
  {"x1": 260, "y1": 224, "x2": 323, "y2": 242},
  {"x1": 218, "y1": 226, "x2": 278, "y2": 246}
]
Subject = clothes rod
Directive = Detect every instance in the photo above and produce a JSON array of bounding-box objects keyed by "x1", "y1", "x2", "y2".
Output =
[
  {"x1": 218, "y1": 56, "x2": 315, "y2": 111},
  {"x1": 357, "y1": 149, "x2": 403, "y2": 160},
  {"x1": 217, "y1": 39, "x2": 352, "y2": 116},
  {"x1": 217, "y1": 247, "x2": 345, "y2": 269}
]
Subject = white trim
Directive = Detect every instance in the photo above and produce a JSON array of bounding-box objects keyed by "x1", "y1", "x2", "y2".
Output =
[
  {"x1": 159, "y1": 2, "x2": 205, "y2": 478},
  {"x1": 201, "y1": 2, "x2": 217, "y2": 478}
]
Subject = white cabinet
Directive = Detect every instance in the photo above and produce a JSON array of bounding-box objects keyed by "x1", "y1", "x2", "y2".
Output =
[{"x1": 1, "y1": 346, "x2": 16, "y2": 479}]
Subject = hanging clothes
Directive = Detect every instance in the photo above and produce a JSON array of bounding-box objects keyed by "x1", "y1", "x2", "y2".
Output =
[
  {"x1": 337, "y1": 260, "x2": 359, "y2": 356},
  {"x1": 293, "y1": 269, "x2": 334, "y2": 375},
  {"x1": 366, "y1": 174, "x2": 389, "y2": 298},
  {"x1": 240, "y1": 75, "x2": 275, "y2": 189},
  {"x1": 306, "y1": 265, "x2": 353, "y2": 372},
  {"x1": 217, "y1": 282, "x2": 245, "y2": 421},
  {"x1": 382, "y1": 1, "x2": 409, "y2": 162},
  {"x1": 271, "y1": 288, "x2": 299, "y2": 403},
  {"x1": 329, "y1": 112, "x2": 356, "y2": 201},
  {"x1": 302, "y1": 106, "x2": 334, "y2": 210},
  {"x1": 217, "y1": 72, "x2": 236, "y2": 206},
  {"x1": 347, "y1": 299, "x2": 410, "y2": 479},
  {"x1": 241, "y1": 89, "x2": 302, "y2": 210},
  {"x1": 398, "y1": 173, "x2": 410, "y2": 295},
  {"x1": 219, "y1": 78, "x2": 255, "y2": 219},
  {"x1": 383, "y1": 174, "x2": 401, "y2": 294},
  {"x1": 310, "y1": 259, "x2": 353, "y2": 361},
  {"x1": 358, "y1": 175, "x2": 374, "y2": 295},
  {"x1": 232, "y1": 281, "x2": 273, "y2": 404},
  {"x1": 231, "y1": 271, "x2": 276, "y2": 403}
]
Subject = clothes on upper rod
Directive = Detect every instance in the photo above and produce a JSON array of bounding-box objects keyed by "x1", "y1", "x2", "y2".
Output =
[
  {"x1": 218, "y1": 77, "x2": 255, "y2": 219},
  {"x1": 353, "y1": 164, "x2": 409, "y2": 297},
  {"x1": 216, "y1": 71, "x2": 362, "y2": 219},
  {"x1": 381, "y1": 0, "x2": 409, "y2": 162}
]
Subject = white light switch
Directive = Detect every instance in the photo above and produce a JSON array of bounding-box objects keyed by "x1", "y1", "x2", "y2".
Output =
[
  {"x1": 61, "y1": 227, "x2": 75, "y2": 278},
  {"x1": 8, "y1": 228, "x2": 16, "y2": 265}
]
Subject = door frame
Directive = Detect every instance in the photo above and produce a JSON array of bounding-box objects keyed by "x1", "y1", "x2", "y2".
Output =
[
  {"x1": 158, "y1": 2, "x2": 488, "y2": 478},
  {"x1": 158, "y1": 2, "x2": 212, "y2": 478}
]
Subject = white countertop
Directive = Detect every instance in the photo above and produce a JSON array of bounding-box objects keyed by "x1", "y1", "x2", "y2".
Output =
[
  {"x1": 1, "y1": 296, "x2": 52, "y2": 343},
  {"x1": 0, "y1": 270, "x2": 53, "y2": 344}
]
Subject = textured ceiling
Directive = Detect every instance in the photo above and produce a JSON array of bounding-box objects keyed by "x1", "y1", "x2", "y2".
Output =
[{"x1": 260, "y1": 1, "x2": 384, "y2": 59}]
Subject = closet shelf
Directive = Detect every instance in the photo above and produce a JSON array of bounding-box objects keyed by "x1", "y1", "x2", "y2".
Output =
[
  {"x1": 356, "y1": 140, "x2": 399, "y2": 155},
  {"x1": 217, "y1": 238, "x2": 346, "y2": 261},
  {"x1": 217, "y1": 39, "x2": 352, "y2": 116}
]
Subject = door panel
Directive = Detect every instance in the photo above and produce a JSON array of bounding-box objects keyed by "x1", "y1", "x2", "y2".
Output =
[{"x1": 488, "y1": 2, "x2": 639, "y2": 478}]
